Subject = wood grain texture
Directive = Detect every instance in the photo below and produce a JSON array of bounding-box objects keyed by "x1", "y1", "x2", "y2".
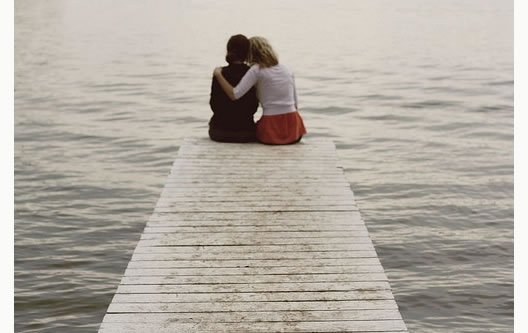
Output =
[{"x1": 98, "y1": 137, "x2": 407, "y2": 332}]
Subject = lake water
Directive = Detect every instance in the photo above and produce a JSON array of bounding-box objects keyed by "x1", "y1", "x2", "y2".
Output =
[{"x1": 14, "y1": 0, "x2": 513, "y2": 332}]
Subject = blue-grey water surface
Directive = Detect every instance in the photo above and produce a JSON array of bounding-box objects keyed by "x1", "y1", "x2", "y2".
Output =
[{"x1": 14, "y1": 0, "x2": 513, "y2": 332}]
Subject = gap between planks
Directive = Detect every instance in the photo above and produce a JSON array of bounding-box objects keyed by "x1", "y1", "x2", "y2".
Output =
[{"x1": 98, "y1": 137, "x2": 407, "y2": 333}]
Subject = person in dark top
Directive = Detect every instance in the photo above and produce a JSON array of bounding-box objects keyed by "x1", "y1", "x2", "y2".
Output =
[{"x1": 209, "y1": 34, "x2": 259, "y2": 142}]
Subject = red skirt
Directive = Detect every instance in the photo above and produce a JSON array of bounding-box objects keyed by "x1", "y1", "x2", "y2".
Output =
[{"x1": 256, "y1": 111, "x2": 307, "y2": 145}]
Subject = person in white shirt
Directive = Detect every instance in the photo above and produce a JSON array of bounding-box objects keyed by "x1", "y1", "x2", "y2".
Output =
[{"x1": 213, "y1": 36, "x2": 306, "y2": 144}]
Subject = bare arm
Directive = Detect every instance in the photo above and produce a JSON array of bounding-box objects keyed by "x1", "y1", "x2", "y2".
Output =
[{"x1": 213, "y1": 67, "x2": 236, "y2": 101}]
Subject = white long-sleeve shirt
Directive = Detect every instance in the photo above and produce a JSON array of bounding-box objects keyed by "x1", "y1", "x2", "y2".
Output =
[{"x1": 233, "y1": 64, "x2": 298, "y2": 116}]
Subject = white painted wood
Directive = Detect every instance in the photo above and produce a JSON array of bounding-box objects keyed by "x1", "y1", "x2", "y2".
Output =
[{"x1": 98, "y1": 138, "x2": 407, "y2": 333}]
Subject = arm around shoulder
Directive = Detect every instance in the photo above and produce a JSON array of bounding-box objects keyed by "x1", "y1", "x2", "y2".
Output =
[{"x1": 213, "y1": 67, "x2": 236, "y2": 101}]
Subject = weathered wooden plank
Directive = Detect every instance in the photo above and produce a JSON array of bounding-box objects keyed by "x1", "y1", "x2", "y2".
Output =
[
  {"x1": 98, "y1": 138, "x2": 407, "y2": 332},
  {"x1": 126, "y1": 258, "x2": 381, "y2": 269},
  {"x1": 153, "y1": 203, "x2": 358, "y2": 210},
  {"x1": 111, "y1": 290, "x2": 395, "y2": 303},
  {"x1": 173, "y1": 150, "x2": 339, "y2": 156},
  {"x1": 178, "y1": 144, "x2": 337, "y2": 150},
  {"x1": 144, "y1": 220, "x2": 363, "y2": 227},
  {"x1": 123, "y1": 265, "x2": 385, "y2": 276},
  {"x1": 148, "y1": 210, "x2": 363, "y2": 221},
  {"x1": 156, "y1": 195, "x2": 356, "y2": 202},
  {"x1": 161, "y1": 180, "x2": 349, "y2": 187},
  {"x1": 99, "y1": 321, "x2": 407, "y2": 333},
  {"x1": 167, "y1": 171, "x2": 346, "y2": 177},
  {"x1": 164, "y1": 179, "x2": 348, "y2": 184},
  {"x1": 106, "y1": 299, "x2": 398, "y2": 313},
  {"x1": 170, "y1": 164, "x2": 346, "y2": 169},
  {"x1": 130, "y1": 250, "x2": 376, "y2": 261},
  {"x1": 171, "y1": 163, "x2": 343, "y2": 169},
  {"x1": 174, "y1": 150, "x2": 339, "y2": 154},
  {"x1": 174, "y1": 148, "x2": 338, "y2": 155},
  {"x1": 145, "y1": 220, "x2": 364, "y2": 228},
  {"x1": 176, "y1": 142, "x2": 336, "y2": 149},
  {"x1": 147, "y1": 218, "x2": 365, "y2": 226},
  {"x1": 155, "y1": 198, "x2": 356, "y2": 205},
  {"x1": 161, "y1": 191, "x2": 352, "y2": 197},
  {"x1": 171, "y1": 162, "x2": 341, "y2": 169},
  {"x1": 174, "y1": 152, "x2": 339, "y2": 156},
  {"x1": 169, "y1": 170, "x2": 347, "y2": 176},
  {"x1": 112, "y1": 298, "x2": 402, "y2": 314},
  {"x1": 103, "y1": 309, "x2": 402, "y2": 323},
  {"x1": 177, "y1": 144, "x2": 337, "y2": 149},
  {"x1": 136, "y1": 237, "x2": 372, "y2": 247},
  {"x1": 140, "y1": 230, "x2": 369, "y2": 239},
  {"x1": 175, "y1": 149, "x2": 338, "y2": 154},
  {"x1": 148, "y1": 210, "x2": 361, "y2": 216},
  {"x1": 119, "y1": 273, "x2": 389, "y2": 285},
  {"x1": 116, "y1": 281, "x2": 391, "y2": 294},
  {"x1": 153, "y1": 206, "x2": 357, "y2": 213},
  {"x1": 138, "y1": 231, "x2": 370, "y2": 240},
  {"x1": 132, "y1": 243, "x2": 375, "y2": 253},
  {"x1": 162, "y1": 185, "x2": 353, "y2": 191},
  {"x1": 131, "y1": 251, "x2": 377, "y2": 261},
  {"x1": 156, "y1": 193, "x2": 353, "y2": 200},
  {"x1": 167, "y1": 167, "x2": 344, "y2": 174},
  {"x1": 142, "y1": 224, "x2": 367, "y2": 233},
  {"x1": 154, "y1": 202, "x2": 358, "y2": 210}
]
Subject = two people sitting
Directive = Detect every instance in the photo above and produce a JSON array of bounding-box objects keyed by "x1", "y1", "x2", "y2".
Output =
[{"x1": 209, "y1": 35, "x2": 306, "y2": 145}]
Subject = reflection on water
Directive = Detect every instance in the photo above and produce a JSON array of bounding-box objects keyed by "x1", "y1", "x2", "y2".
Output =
[{"x1": 15, "y1": 0, "x2": 513, "y2": 332}]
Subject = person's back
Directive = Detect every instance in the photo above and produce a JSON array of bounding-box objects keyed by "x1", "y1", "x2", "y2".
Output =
[
  {"x1": 209, "y1": 64, "x2": 258, "y2": 134},
  {"x1": 209, "y1": 34, "x2": 258, "y2": 143},
  {"x1": 213, "y1": 36, "x2": 306, "y2": 145},
  {"x1": 238, "y1": 63, "x2": 296, "y2": 116}
]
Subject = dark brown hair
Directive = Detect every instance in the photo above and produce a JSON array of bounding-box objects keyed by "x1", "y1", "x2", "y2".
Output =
[{"x1": 225, "y1": 34, "x2": 250, "y2": 64}]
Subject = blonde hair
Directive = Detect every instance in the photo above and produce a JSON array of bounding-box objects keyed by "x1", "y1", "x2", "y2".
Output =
[{"x1": 248, "y1": 37, "x2": 279, "y2": 68}]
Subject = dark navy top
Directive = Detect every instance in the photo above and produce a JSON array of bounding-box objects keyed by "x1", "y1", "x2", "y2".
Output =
[{"x1": 209, "y1": 63, "x2": 259, "y2": 132}]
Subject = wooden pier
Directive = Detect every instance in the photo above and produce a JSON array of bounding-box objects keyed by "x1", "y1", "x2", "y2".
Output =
[{"x1": 98, "y1": 137, "x2": 408, "y2": 332}]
